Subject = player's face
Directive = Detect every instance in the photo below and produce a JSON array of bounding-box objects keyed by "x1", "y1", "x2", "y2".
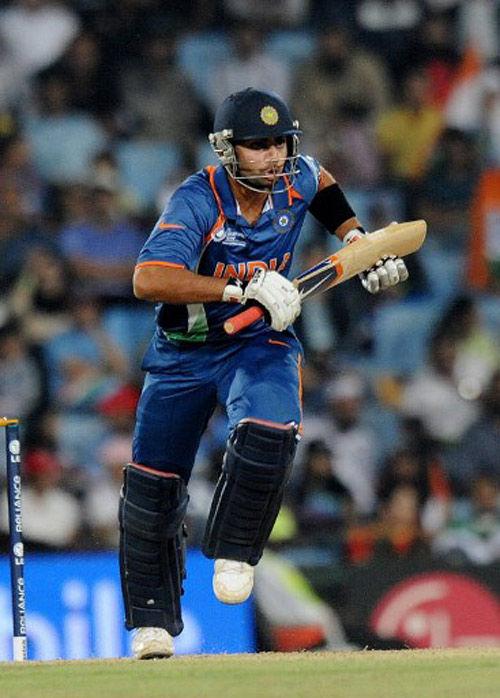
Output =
[{"x1": 234, "y1": 137, "x2": 288, "y2": 189}]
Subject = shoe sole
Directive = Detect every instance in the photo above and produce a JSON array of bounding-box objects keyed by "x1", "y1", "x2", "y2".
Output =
[
  {"x1": 213, "y1": 580, "x2": 253, "y2": 604},
  {"x1": 136, "y1": 652, "x2": 173, "y2": 660}
]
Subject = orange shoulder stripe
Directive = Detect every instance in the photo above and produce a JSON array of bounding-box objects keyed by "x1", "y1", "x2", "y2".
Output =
[
  {"x1": 157, "y1": 222, "x2": 185, "y2": 230},
  {"x1": 135, "y1": 261, "x2": 185, "y2": 270}
]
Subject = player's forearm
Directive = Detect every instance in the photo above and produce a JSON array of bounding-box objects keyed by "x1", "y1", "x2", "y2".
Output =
[{"x1": 133, "y1": 265, "x2": 228, "y2": 304}]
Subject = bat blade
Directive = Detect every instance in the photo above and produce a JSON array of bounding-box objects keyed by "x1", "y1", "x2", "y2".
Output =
[
  {"x1": 224, "y1": 220, "x2": 427, "y2": 335},
  {"x1": 296, "y1": 219, "x2": 427, "y2": 299}
]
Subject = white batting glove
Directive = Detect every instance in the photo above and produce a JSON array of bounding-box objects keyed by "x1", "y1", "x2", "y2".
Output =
[
  {"x1": 344, "y1": 226, "x2": 409, "y2": 294},
  {"x1": 225, "y1": 269, "x2": 301, "y2": 331}
]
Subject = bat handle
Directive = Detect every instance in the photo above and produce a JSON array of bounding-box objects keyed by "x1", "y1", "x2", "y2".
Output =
[{"x1": 224, "y1": 305, "x2": 265, "y2": 335}]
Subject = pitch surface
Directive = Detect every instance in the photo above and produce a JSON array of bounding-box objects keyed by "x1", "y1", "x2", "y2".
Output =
[{"x1": 0, "y1": 648, "x2": 498, "y2": 698}]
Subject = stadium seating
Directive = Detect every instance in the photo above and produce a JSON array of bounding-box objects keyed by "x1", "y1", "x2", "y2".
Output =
[
  {"x1": 115, "y1": 141, "x2": 183, "y2": 210},
  {"x1": 176, "y1": 32, "x2": 231, "y2": 103}
]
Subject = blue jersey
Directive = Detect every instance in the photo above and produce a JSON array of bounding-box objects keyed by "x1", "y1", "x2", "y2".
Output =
[{"x1": 136, "y1": 155, "x2": 321, "y2": 344}]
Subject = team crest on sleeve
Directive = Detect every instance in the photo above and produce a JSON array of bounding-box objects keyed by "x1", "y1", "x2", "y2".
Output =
[
  {"x1": 272, "y1": 210, "x2": 295, "y2": 234},
  {"x1": 260, "y1": 105, "x2": 279, "y2": 125}
]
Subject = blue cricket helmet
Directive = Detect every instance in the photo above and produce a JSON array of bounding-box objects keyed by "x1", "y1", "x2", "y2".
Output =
[
  {"x1": 209, "y1": 88, "x2": 302, "y2": 192},
  {"x1": 213, "y1": 87, "x2": 302, "y2": 141}
]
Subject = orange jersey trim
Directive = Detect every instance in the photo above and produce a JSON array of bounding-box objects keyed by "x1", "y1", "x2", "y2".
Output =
[
  {"x1": 205, "y1": 165, "x2": 225, "y2": 214},
  {"x1": 157, "y1": 222, "x2": 186, "y2": 230},
  {"x1": 129, "y1": 463, "x2": 181, "y2": 478},
  {"x1": 203, "y1": 165, "x2": 227, "y2": 247},
  {"x1": 268, "y1": 339, "x2": 291, "y2": 348},
  {"x1": 297, "y1": 353, "x2": 303, "y2": 435},
  {"x1": 204, "y1": 212, "x2": 225, "y2": 245},
  {"x1": 240, "y1": 417, "x2": 296, "y2": 431},
  {"x1": 283, "y1": 174, "x2": 303, "y2": 206},
  {"x1": 318, "y1": 166, "x2": 336, "y2": 191},
  {"x1": 135, "y1": 261, "x2": 186, "y2": 270}
]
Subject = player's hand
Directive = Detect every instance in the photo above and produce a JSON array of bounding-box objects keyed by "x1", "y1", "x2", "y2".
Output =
[
  {"x1": 344, "y1": 225, "x2": 409, "y2": 294},
  {"x1": 360, "y1": 255, "x2": 409, "y2": 293},
  {"x1": 242, "y1": 269, "x2": 301, "y2": 331}
]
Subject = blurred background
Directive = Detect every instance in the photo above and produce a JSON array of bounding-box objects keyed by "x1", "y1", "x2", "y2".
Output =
[{"x1": 0, "y1": 0, "x2": 499, "y2": 659}]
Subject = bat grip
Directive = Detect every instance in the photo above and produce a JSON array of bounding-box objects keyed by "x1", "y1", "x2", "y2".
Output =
[{"x1": 224, "y1": 305, "x2": 265, "y2": 335}]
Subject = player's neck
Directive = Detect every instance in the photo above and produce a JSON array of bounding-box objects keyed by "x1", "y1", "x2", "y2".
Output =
[{"x1": 229, "y1": 178, "x2": 269, "y2": 226}]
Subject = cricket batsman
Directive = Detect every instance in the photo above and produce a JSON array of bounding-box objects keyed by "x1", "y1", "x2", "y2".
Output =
[{"x1": 119, "y1": 88, "x2": 409, "y2": 658}]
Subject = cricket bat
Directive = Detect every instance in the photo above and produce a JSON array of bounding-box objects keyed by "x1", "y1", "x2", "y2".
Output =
[{"x1": 223, "y1": 220, "x2": 427, "y2": 335}]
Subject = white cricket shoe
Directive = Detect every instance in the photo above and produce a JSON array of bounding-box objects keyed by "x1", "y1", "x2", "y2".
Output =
[
  {"x1": 132, "y1": 627, "x2": 174, "y2": 660},
  {"x1": 213, "y1": 559, "x2": 254, "y2": 604}
]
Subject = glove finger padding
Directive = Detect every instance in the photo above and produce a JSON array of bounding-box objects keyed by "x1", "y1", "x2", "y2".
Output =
[
  {"x1": 361, "y1": 255, "x2": 409, "y2": 294},
  {"x1": 243, "y1": 269, "x2": 301, "y2": 332},
  {"x1": 383, "y1": 257, "x2": 400, "y2": 286},
  {"x1": 395, "y1": 257, "x2": 409, "y2": 282},
  {"x1": 362, "y1": 269, "x2": 380, "y2": 294}
]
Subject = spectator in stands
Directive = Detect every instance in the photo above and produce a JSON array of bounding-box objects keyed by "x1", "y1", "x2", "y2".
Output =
[
  {"x1": 44, "y1": 293, "x2": 129, "y2": 398},
  {"x1": 0, "y1": 180, "x2": 57, "y2": 294},
  {"x1": 0, "y1": 319, "x2": 42, "y2": 420},
  {"x1": 119, "y1": 28, "x2": 204, "y2": 163},
  {"x1": 467, "y1": 167, "x2": 500, "y2": 293},
  {"x1": 90, "y1": 150, "x2": 139, "y2": 216},
  {"x1": 96, "y1": 382, "x2": 139, "y2": 438},
  {"x1": 376, "y1": 68, "x2": 443, "y2": 185},
  {"x1": 345, "y1": 483, "x2": 427, "y2": 563},
  {"x1": 309, "y1": 0, "x2": 358, "y2": 33},
  {"x1": 399, "y1": 12, "x2": 461, "y2": 109},
  {"x1": 42, "y1": 294, "x2": 131, "y2": 473},
  {"x1": 84, "y1": 434, "x2": 131, "y2": 549},
  {"x1": 0, "y1": 33, "x2": 27, "y2": 110},
  {"x1": 448, "y1": 370, "x2": 500, "y2": 491},
  {"x1": 0, "y1": 0, "x2": 80, "y2": 79},
  {"x1": 0, "y1": 446, "x2": 83, "y2": 551},
  {"x1": 299, "y1": 372, "x2": 378, "y2": 516},
  {"x1": 7, "y1": 247, "x2": 72, "y2": 345},
  {"x1": 53, "y1": 30, "x2": 120, "y2": 128},
  {"x1": 0, "y1": 134, "x2": 45, "y2": 219},
  {"x1": 324, "y1": 102, "x2": 384, "y2": 188},
  {"x1": 291, "y1": 25, "x2": 391, "y2": 163},
  {"x1": 24, "y1": 68, "x2": 107, "y2": 184},
  {"x1": 58, "y1": 178, "x2": 144, "y2": 305},
  {"x1": 445, "y1": 54, "x2": 500, "y2": 165},
  {"x1": 293, "y1": 440, "x2": 353, "y2": 534},
  {"x1": 415, "y1": 128, "x2": 481, "y2": 250},
  {"x1": 84, "y1": 385, "x2": 140, "y2": 549},
  {"x1": 401, "y1": 331, "x2": 479, "y2": 450},
  {"x1": 431, "y1": 473, "x2": 500, "y2": 565},
  {"x1": 207, "y1": 22, "x2": 293, "y2": 112},
  {"x1": 481, "y1": 59, "x2": 500, "y2": 166},
  {"x1": 377, "y1": 447, "x2": 450, "y2": 508},
  {"x1": 355, "y1": 0, "x2": 424, "y2": 80},
  {"x1": 222, "y1": 0, "x2": 310, "y2": 29},
  {"x1": 435, "y1": 295, "x2": 499, "y2": 396}
]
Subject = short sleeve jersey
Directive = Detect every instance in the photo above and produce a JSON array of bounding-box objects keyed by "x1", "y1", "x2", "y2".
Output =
[{"x1": 136, "y1": 155, "x2": 321, "y2": 343}]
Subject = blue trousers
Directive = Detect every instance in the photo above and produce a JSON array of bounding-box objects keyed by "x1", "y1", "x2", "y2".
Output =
[{"x1": 132, "y1": 331, "x2": 303, "y2": 482}]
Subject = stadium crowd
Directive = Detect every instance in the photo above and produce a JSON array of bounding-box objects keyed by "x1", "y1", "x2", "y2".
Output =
[{"x1": 0, "y1": 0, "x2": 499, "y2": 587}]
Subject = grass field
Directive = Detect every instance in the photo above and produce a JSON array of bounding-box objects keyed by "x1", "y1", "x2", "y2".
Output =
[{"x1": 0, "y1": 648, "x2": 499, "y2": 698}]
